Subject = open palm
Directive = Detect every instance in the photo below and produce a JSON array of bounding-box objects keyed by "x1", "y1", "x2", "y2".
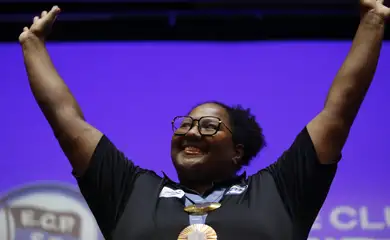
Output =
[
  {"x1": 361, "y1": 0, "x2": 390, "y2": 18},
  {"x1": 19, "y1": 6, "x2": 61, "y2": 44}
]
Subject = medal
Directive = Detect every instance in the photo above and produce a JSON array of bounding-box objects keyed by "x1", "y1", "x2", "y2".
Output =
[
  {"x1": 184, "y1": 202, "x2": 221, "y2": 215},
  {"x1": 178, "y1": 224, "x2": 217, "y2": 239}
]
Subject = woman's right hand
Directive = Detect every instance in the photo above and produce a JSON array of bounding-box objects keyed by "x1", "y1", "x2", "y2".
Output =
[{"x1": 19, "y1": 6, "x2": 61, "y2": 44}]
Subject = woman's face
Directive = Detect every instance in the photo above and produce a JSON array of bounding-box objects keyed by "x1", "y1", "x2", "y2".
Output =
[{"x1": 171, "y1": 103, "x2": 242, "y2": 181}]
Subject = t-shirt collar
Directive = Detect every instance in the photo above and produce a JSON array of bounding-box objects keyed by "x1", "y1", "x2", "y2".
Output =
[{"x1": 161, "y1": 171, "x2": 247, "y2": 191}]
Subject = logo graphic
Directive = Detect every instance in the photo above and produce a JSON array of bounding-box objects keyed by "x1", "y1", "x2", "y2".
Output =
[
  {"x1": 0, "y1": 182, "x2": 104, "y2": 240},
  {"x1": 159, "y1": 186, "x2": 185, "y2": 199},
  {"x1": 225, "y1": 185, "x2": 248, "y2": 195}
]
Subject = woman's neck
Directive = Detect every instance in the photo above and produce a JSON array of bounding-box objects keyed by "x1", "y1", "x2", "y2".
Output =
[
  {"x1": 180, "y1": 174, "x2": 236, "y2": 195},
  {"x1": 189, "y1": 183, "x2": 214, "y2": 195}
]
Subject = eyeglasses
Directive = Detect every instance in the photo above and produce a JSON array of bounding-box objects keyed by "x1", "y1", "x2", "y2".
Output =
[{"x1": 172, "y1": 116, "x2": 232, "y2": 136}]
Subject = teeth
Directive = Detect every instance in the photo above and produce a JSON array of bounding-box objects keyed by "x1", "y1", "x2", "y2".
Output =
[
  {"x1": 185, "y1": 146, "x2": 201, "y2": 151},
  {"x1": 184, "y1": 146, "x2": 202, "y2": 153}
]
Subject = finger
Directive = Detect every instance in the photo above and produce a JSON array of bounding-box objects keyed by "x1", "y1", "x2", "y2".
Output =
[
  {"x1": 384, "y1": 7, "x2": 390, "y2": 17},
  {"x1": 23, "y1": 27, "x2": 29, "y2": 32},
  {"x1": 45, "y1": 6, "x2": 61, "y2": 22},
  {"x1": 41, "y1": 11, "x2": 48, "y2": 18},
  {"x1": 33, "y1": 16, "x2": 39, "y2": 23},
  {"x1": 361, "y1": 0, "x2": 376, "y2": 8}
]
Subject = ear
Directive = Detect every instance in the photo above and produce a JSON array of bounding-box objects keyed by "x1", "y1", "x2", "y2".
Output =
[{"x1": 232, "y1": 144, "x2": 244, "y2": 165}]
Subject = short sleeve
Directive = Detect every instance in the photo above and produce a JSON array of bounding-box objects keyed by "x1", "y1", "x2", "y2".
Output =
[
  {"x1": 267, "y1": 127, "x2": 338, "y2": 237},
  {"x1": 73, "y1": 135, "x2": 142, "y2": 238}
]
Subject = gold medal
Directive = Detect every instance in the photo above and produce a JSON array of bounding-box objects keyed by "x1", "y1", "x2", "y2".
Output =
[
  {"x1": 178, "y1": 224, "x2": 217, "y2": 239},
  {"x1": 184, "y1": 202, "x2": 221, "y2": 215}
]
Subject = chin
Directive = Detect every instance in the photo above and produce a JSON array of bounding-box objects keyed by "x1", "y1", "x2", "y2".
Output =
[{"x1": 176, "y1": 152, "x2": 206, "y2": 168}]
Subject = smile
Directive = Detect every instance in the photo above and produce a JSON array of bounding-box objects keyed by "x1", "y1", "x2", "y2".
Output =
[{"x1": 183, "y1": 146, "x2": 203, "y2": 155}]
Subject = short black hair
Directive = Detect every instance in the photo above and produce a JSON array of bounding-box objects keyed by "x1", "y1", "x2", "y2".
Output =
[{"x1": 192, "y1": 101, "x2": 266, "y2": 167}]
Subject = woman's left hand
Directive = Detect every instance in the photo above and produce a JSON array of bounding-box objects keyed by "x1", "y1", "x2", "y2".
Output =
[{"x1": 361, "y1": 0, "x2": 390, "y2": 20}]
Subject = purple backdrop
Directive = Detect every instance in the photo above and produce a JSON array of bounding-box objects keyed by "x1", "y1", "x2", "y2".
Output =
[{"x1": 1, "y1": 42, "x2": 389, "y2": 239}]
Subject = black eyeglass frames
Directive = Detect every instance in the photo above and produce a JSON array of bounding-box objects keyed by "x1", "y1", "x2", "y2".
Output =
[{"x1": 172, "y1": 116, "x2": 232, "y2": 136}]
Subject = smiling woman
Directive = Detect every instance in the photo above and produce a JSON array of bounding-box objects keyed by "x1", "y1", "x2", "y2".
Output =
[
  {"x1": 17, "y1": 1, "x2": 389, "y2": 240},
  {"x1": 170, "y1": 102, "x2": 265, "y2": 194}
]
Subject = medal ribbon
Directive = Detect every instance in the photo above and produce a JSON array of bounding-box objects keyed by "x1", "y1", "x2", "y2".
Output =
[{"x1": 184, "y1": 189, "x2": 226, "y2": 225}]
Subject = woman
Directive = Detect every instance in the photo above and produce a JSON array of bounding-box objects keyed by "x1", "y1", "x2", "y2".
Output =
[{"x1": 19, "y1": 1, "x2": 389, "y2": 239}]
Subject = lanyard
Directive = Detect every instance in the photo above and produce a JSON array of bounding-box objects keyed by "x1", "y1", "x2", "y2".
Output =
[{"x1": 184, "y1": 188, "x2": 227, "y2": 225}]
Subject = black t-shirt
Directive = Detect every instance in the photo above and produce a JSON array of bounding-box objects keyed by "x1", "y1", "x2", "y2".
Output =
[{"x1": 75, "y1": 127, "x2": 337, "y2": 240}]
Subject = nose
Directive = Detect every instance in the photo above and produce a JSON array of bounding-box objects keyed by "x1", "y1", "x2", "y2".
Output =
[{"x1": 186, "y1": 122, "x2": 201, "y2": 137}]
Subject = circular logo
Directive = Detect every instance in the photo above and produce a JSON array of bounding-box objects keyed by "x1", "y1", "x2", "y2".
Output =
[{"x1": 0, "y1": 182, "x2": 104, "y2": 240}]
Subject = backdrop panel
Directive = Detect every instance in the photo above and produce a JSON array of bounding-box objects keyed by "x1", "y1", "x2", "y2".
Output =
[
  {"x1": 1, "y1": 42, "x2": 389, "y2": 239},
  {"x1": 0, "y1": 0, "x2": 355, "y2": 4}
]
